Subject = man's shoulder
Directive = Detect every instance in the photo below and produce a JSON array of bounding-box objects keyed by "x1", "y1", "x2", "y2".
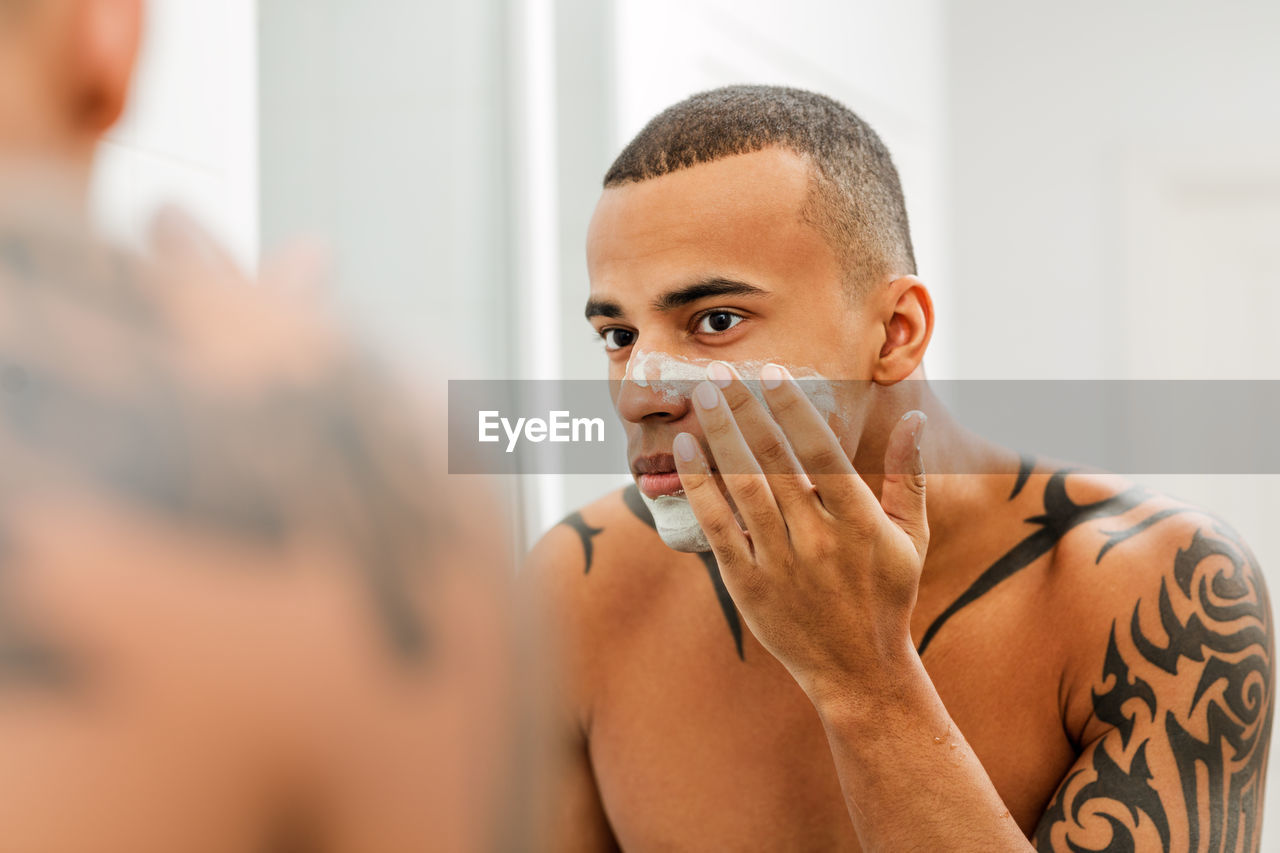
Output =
[
  {"x1": 1029, "y1": 469, "x2": 1272, "y2": 734},
  {"x1": 522, "y1": 486, "x2": 710, "y2": 718},
  {"x1": 524, "y1": 485, "x2": 698, "y2": 611},
  {"x1": 527, "y1": 484, "x2": 671, "y2": 574},
  {"x1": 1040, "y1": 469, "x2": 1264, "y2": 613},
  {"x1": 1020, "y1": 470, "x2": 1274, "y2": 844}
]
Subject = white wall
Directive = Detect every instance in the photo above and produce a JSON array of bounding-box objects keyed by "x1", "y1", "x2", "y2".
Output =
[
  {"x1": 257, "y1": 0, "x2": 511, "y2": 381},
  {"x1": 947, "y1": 0, "x2": 1280, "y2": 380},
  {"x1": 92, "y1": 0, "x2": 258, "y2": 269},
  {"x1": 946, "y1": 1, "x2": 1280, "y2": 845}
]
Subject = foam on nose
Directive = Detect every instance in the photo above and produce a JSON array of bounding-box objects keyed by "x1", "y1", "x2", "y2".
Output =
[
  {"x1": 623, "y1": 349, "x2": 840, "y2": 419},
  {"x1": 625, "y1": 350, "x2": 706, "y2": 401}
]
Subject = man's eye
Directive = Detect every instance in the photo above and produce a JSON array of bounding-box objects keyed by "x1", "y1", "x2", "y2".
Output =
[
  {"x1": 696, "y1": 311, "x2": 744, "y2": 334},
  {"x1": 602, "y1": 328, "x2": 637, "y2": 351}
]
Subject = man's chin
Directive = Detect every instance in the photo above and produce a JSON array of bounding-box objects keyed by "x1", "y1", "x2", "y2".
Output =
[
  {"x1": 637, "y1": 492, "x2": 713, "y2": 553},
  {"x1": 657, "y1": 526, "x2": 713, "y2": 553}
]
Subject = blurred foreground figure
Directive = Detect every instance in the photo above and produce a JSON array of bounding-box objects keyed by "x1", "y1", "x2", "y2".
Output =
[{"x1": 0, "y1": 1, "x2": 516, "y2": 850}]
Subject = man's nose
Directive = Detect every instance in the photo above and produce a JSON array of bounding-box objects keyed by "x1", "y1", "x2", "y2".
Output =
[{"x1": 615, "y1": 374, "x2": 693, "y2": 425}]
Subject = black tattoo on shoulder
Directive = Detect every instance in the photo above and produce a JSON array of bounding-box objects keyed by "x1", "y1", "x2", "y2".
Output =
[
  {"x1": 1034, "y1": 522, "x2": 1273, "y2": 852},
  {"x1": 919, "y1": 469, "x2": 1154, "y2": 655},
  {"x1": 559, "y1": 511, "x2": 603, "y2": 574},
  {"x1": 1011, "y1": 454, "x2": 1036, "y2": 500}
]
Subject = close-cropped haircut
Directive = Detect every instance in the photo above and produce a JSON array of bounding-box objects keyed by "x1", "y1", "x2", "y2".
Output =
[{"x1": 604, "y1": 85, "x2": 916, "y2": 294}]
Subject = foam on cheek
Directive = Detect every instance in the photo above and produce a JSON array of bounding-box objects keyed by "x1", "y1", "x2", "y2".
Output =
[
  {"x1": 625, "y1": 349, "x2": 839, "y2": 419},
  {"x1": 626, "y1": 350, "x2": 846, "y2": 555}
]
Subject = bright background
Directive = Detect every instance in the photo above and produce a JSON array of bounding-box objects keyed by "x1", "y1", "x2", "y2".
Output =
[{"x1": 94, "y1": 1, "x2": 1280, "y2": 843}]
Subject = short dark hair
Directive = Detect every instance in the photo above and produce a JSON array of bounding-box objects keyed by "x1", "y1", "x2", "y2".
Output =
[{"x1": 604, "y1": 84, "x2": 916, "y2": 292}]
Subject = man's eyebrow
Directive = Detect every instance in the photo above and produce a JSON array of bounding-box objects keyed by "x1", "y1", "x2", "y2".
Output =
[
  {"x1": 584, "y1": 278, "x2": 770, "y2": 321},
  {"x1": 652, "y1": 278, "x2": 770, "y2": 312},
  {"x1": 584, "y1": 297, "x2": 624, "y2": 320}
]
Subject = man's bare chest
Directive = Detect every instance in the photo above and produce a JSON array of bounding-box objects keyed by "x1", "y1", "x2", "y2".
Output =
[{"x1": 583, "y1": 564, "x2": 1078, "y2": 851}]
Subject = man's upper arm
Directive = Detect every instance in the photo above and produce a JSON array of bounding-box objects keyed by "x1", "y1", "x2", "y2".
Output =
[{"x1": 1034, "y1": 517, "x2": 1273, "y2": 851}]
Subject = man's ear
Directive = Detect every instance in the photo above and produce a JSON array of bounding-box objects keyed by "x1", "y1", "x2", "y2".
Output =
[
  {"x1": 67, "y1": 0, "x2": 143, "y2": 136},
  {"x1": 872, "y1": 275, "x2": 934, "y2": 384}
]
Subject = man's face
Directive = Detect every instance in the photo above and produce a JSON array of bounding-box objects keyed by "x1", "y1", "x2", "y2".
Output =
[{"x1": 585, "y1": 147, "x2": 882, "y2": 550}]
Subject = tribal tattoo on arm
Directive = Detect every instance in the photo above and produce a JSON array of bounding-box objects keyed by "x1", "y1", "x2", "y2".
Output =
[
  {"x1": 1034, "y1": 520, "x2": 1273, "y2": 852},
  {"x1": 916, "y1": 462, "x2": 1272, "y2": 851}
]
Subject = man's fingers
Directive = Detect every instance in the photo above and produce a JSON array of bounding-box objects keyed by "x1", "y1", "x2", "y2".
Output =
[
  {"x1": 148, "y1": 205, "x2": 246, "y2": 285},
  {"x1": 759, "y1": 363, "x2": 872, "y2": 518},
  {"x1": 672, "y1": 432, "x2": 753, "y2": 572},
  {"x1": 706, "y1": 361, "x2": 816, "y2": 511},
  {"x1": 689, "y1": 379, "x2": 788, "y2": 550},
  {"x1": 880, "y1": 410, "x2": 929, "y2": 560}
]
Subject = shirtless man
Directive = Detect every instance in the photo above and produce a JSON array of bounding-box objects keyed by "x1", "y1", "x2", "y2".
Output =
[
  {"x1": 0, "y1": 1, "x2": 514, "y2": 850},
  {"x1": 528, "y1": 85, "x2": 1273, "y2": 851}
]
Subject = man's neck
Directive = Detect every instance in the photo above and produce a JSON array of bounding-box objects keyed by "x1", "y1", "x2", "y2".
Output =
[{"x1": 850, "y1": 378, "x2": 1023, "y2": 566}]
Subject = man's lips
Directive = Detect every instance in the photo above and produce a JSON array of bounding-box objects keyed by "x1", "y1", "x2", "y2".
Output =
[
  {"x1": 633, "y1": 451, "x2": 716, "y2": 499},
  {"x1": 633, "y1": 453, "x2": 680, "y2": 498},
  {"x1": 638, "y1": 471, "x2": 685, "y2": 499}
]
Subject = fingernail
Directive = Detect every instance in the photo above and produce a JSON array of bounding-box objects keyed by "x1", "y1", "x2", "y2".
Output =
[
  {"x1": 694, "y1": 381, "x2": 720, "y2": 410},
  {"x1": 903, "y1": 410, "x2": 927, "y2": 475},
  {"x1": 761, "y1": 363, "x2": 785, "y2": 390},
  {"x1": 674, "y1": 432, "x2": 698, "y2": 462},
  {"x1": 904, "y1": 410, "x2": 928, "y2": 443},
  {"x1": 707, "y1": 361, "x2": 733, "y2": 388}
]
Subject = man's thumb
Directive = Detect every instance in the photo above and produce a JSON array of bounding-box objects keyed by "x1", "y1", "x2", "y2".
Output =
[{"x1": 880, "y1": 410, "x2": 928, "y2": 559}]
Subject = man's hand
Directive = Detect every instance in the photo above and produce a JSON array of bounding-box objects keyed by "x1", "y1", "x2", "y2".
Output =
[
  {"x1": 671, "y1": 360, "x2": 929, "y2": 707},
  {"x1": 671, "y1": 362, "x2": 1036, "y2": 852}
]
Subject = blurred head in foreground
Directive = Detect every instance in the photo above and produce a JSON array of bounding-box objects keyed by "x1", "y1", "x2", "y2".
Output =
[
  {"x1": 0, "y1": 0, "x2": 141, "y2": 193},
  {"x1": 0, "y1": 2, "x2": 518, "y2": 851}
]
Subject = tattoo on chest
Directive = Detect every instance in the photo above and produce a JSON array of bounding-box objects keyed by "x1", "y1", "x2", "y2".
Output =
[
  {"x1": 621, "y1": 485, "x2": 744, "y2": 660},
  {"x1": 560, "y1": 486, "x2": 746, "y2": 660}
]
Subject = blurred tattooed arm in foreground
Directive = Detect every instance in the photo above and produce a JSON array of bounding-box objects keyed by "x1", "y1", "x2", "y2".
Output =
[{"x1": 0, "y1": 206, "x2": 517, "y2": 853}]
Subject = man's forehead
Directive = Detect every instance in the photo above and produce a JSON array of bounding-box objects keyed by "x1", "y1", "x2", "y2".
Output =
[
  {"x1": 586, "y1": 147, "x2": 832, "y2": 297},
  {"x1": 590, "y1": 147, "x2": 813, "y2": 233}
]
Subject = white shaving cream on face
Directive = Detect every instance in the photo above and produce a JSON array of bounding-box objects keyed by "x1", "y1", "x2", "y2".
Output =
[
  {"x1": 640, "y1": 493, "x2": 712, "y2": 552},
  {"x1": 625, "y1": 349, "x2": 843, "y2": 553},
  {"x1": 626, "y1": 349, "x2": 838, "y2": 416}
]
